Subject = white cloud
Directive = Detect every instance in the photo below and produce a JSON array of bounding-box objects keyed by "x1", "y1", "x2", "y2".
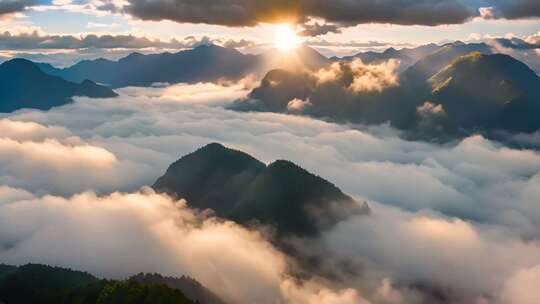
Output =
[
  {"x1": 501, "y1": 264, "x2": 540, "y2": 304},
  {"x1": 348, "y1": 58, "x2": 400, "y2": 93},
  {"x1": 316, "y1": 202, "x2": 540, "y2": 302},
  {"x1": 313, "y1": 59, "x2": 400, "y2": 92},
  {"x1": 0, "y1": 187, "x2": 368, "y2": 304},
  {"x1": 0, "y1": 82, "x2": 539, "y2": 302},
  {"x1": 417, "y1": 101, "x2": 445, "y2": 117},
  {"x1": 287, "y1": 98, "x2": 313, "y2": 113},
  {"x1": 0, "y1": 118, "x2": 71, "y2": 141}
]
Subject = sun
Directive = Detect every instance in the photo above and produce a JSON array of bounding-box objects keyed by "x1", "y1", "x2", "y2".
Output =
[{"x1": 274, "y1": 24, "x2": 301, "y2": 51}]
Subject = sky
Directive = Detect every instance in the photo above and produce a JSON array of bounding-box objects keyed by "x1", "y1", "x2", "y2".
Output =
[{"x1": 0, "y1": 0, "x2": 539, "y2": 61}]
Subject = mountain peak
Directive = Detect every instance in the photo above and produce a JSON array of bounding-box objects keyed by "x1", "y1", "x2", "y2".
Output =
[
  {"x1": 185, "y1": 142, "x2": 262, "y2": 167},
  {"x1": 2, "y1": 58, "x2": 34, "y2": 66},
  {"x1": 153, "y1": 143, "x2": 265, "y2": 215},
  {"x1": 124, "y1": 52, "x2": 144, "y2": 59},
  {"x1": 426, "y1": 52, "x2": 540, "y2": 133},
  {"x1": 432, "y1": 52, "x2": 539, "y2": 90},
  {"x1": 268, "y1": 159, "x2": 297, "y2": 168},
  {"x1": 198, "y1": 142, "x2": 227, "y2": 151},
  {"x1": 402, "y1": 42, "x2": 493, "y2": 84},
  {"x1": 43, "y1": 43, "x2": 259, "y2": 87},
  {"x1": 1, "y1": 58, "x2": 41, "y2": 74},
  {"x1": 192, "y1": 43, "x2": 227, "y2": 53},
  {"x1": 154, "y1": 144, "x2": 366, "y2": 236},
  {"x1": 194, "y1": 43, "x2": 217, "y2": 49},
  {"x1": 0, "y1": 58, "x2": 116, "y2": 113},
  {"x1": 266, "y1": 159, "x2": 310, "y2": 176}
]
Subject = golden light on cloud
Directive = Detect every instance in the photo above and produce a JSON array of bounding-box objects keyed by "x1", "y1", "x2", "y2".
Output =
[{"x1": 274, "y1": 24, "x2": 301, "y2": 51}]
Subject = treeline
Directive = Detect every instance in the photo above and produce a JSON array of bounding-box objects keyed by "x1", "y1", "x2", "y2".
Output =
[{"x1": 0, "y1": 264, "x2": 197, "y2": 304}]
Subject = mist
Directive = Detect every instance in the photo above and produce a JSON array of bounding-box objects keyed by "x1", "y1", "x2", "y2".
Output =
[{"x1": 0, "y1": 82, "x2": 539, "y2": 303}]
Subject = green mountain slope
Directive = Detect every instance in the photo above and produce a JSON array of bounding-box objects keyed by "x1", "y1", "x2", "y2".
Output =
[{"x1": 153, "y1": 143, "x2": 368, "y2": 236}]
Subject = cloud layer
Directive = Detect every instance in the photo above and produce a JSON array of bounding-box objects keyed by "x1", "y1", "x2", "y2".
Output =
[{"x1": 0, "y1": 83, "x2": 539, "y2": 303}]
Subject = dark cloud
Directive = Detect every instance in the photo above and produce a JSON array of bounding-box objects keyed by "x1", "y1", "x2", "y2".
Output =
[
  {"x1": 0, "y1": 32, "x2": 260, "y2": 66},
  {"x1": 298, "y1": 22, "x2": 342, "y2": 37},
  {"x1": 489, "y1": 0, "x2": 540, "y2": 19},
  {"x1": 221, "y1": 38, "x2": 257, "y2": 49},
  {"x1": 106, "y1": 0, "x2": 477, "y2": 33},
  {"x1": 119, "y1": 0, "x2": 301, "y2": 27},
  {"x1": 300, "y1": 0, "x2": 476, "y2": 26},
  {"x1": 98, "y1": 0, "x2": 540, "y2": 35},
  {"x1": 0, "y1": 0, "x2": 36, "y2": 16}
]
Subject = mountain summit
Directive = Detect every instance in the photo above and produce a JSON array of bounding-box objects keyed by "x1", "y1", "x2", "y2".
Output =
[
  {"x1": 427, "y1": 52, "x2": 540, "y2": 132},
  {"x1": 0, "y1": 59, "x2": 117, "y2": 113},
  {"x1": 153, "y1": 143, "x2": 368, "y2": 236}
]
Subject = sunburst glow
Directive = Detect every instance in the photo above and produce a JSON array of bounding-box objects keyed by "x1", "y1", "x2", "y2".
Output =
[{"x1": 274, "y1": 24, "x2": 301, "y2": 51}]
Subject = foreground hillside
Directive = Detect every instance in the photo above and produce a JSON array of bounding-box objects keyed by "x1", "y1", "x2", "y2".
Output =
[{"x1": 0, "y1": 264, "x2": 224, "y2": 304}]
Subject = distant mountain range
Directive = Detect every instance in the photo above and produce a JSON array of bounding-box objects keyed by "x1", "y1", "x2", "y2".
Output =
[
  {"x1": 343, "y1": 39, "x2": 539, "y2": 74},
  {"x1": 401, "y1": 42, "x2": 494, "y2": 85},
  {"x1": 0, "y1": 59, "x2": 117, "y2": 113},
  {"x1": 233, "y1": 42, "x2": 540, "y2": 140},
  {"x1": 35, "y1": 44, "x2": 332, "y2": 89},
  {"x1": 26, "y1": 39, "x2": 538, "y2": 89},
  {"x1": 339, "y1": 43, "x2": 442, "y2": 73},
  {"x1": 153, "y1": 143, "x2": 368, "y2": 237},
  {"x1": 3, "y1": 40, "x2": 538, "y2": 139},
  {"x1": 0, "y1": 263, "x2": 225, "y2": 304},
  {"x1": 37, "y1": 45, "x2": 262, "y2": 88}
]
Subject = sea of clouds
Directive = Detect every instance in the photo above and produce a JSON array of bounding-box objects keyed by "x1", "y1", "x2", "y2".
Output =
[{"x1": 0, "y1": 82, "x2": 539, "y2": 304}]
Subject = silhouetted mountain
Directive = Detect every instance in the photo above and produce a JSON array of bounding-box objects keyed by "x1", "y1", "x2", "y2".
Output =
[
  {"x1": 343, "y1": 43, "x2": 441, "y2": 72},
  {"x1": 234, "y1": 50, "x2": 540, "y2": 140},
  {"x1": 0, "y1": 59, "x2": 117, "y2": 113},
  {"x1": 402, "y1": 42, "x2": 493, "y2": 85},
  {"x1": 0, "y1": 264, "x2": 209, "y2": 304},
  {"x1": 233, "y1": 69, "x2": 313, "y2": 113},
  {"x1": 427, "y1": 52, "x2": 540, "y2": 133},
  {"x1": 154, "y1": 143, "x2": 266, "y2": 215},
  {"x1": 0, "y1": 265, "x2": 18, "y2": 280},
  {"x1": 294, "y1": 45, "x2": 333, "y2": 69},
  {"x1": 262, "y1": 45, "x2": 331, "y2": 72},
  {"x1": 153, "y1": 143, "x2": 368, "y2": 236},
  {"x1": 231, "y1": 160, "x2": 363, "y2": 235},
  {"x1": 40, "y1": 45, "x2": 262, "y2": 88},
  {"x1": 131, "y1": 273, "x2": 227, "y2": 304},
  {"x1": 232, "y1": 66, "x2": 414, "y2": 127}
]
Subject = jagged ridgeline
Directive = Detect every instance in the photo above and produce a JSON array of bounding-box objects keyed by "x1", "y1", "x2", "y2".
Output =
[
  {"x1": 0, "y1": 264, "x2": 226, "y2": 304},
  {"x1": 233, "y1": 43, "x2": 540, "y2": 140},
  {"x1": 153, "y1": 143, "x2": 369, "y2": 237}
]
